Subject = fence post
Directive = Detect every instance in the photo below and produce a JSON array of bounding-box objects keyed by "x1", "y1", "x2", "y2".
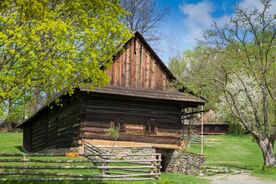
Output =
[
  {"x1": 157, "y1": 154, "x2": 161, "y2": 178},
  {"x1": 153, "y1": 154, "x2": 161, "y2": 180},
  {"x1": 150, "y1": 154, "x2": 155, "y2": 179},
  {"x1": 101, "y1": 161, "x2": 107, "y2": 176},
  {"x1": 22, "y1": 154, "x2": 27, "y2": 172}
]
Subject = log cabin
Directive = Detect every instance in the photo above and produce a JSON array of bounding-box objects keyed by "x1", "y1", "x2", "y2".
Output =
[{"x1": 18, "y1": 32, "x2": 206, "y2": 153}]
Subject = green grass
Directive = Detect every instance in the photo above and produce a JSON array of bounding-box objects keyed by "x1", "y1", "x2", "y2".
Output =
[
  {"x1": 0, "y1": 132, "x2": 208, "y2": 184},
  {"x1": 188, "y1": 134, "x2": 276, "y2": 180},
  {"x1": 1, "y1": 133, "x2": 276, "y2": 181},
  {"x1": 0, "y1": 174, "x2": 209, "y2": 184},
  {"x1": 0, "y1": 132, "x2": 23, "y2": 153}
]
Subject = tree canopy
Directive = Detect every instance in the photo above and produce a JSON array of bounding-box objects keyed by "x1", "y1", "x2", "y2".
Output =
[
  {"x1": 169, "y1": 0, "x2": 276, "y2": 166},
  {"x1": 0, "y1": 0, "x2": 131, "y2": 119},
  {"x1": 120, "y1": 0, "x2": 168, "y2": 42}
]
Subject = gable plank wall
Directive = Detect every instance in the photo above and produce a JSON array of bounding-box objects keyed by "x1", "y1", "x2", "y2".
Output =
[{"x1": 108, "y1": 37, "x2": 172, "y2": 91}]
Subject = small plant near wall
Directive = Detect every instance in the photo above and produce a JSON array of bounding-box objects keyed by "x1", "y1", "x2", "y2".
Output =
[{"x1": 106, "y1": 128, "x2": 120, "y2": 153}]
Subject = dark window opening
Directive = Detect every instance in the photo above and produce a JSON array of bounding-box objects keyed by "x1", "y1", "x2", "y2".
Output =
[
  {"x1": 145, "y1": 118, "x2": 156, "y2": 133},
  {"x1": 111, "y1": 115, "x2": 125, "y2": 132}
]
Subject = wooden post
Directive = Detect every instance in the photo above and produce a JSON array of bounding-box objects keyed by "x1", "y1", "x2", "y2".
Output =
[
  {"x1": 22, "y1": 154, "x2": 27, "y2": 173},
  {"x1": 181, "y1": 108, "x2": 185, "y2": 143},
  {"x1": 201, "y1": 105, "x2": 204, "y2": 155},
  {"x1": 81, "y1": 139, "x2": 84, "y2": 154},
  {"x1": 102, "y1": 161, "x2": 107, "y2": 176},
  {"x1": 156, "y1": 154, "x2": 161, "y2": 178},
  {"x1": 150, "y1": 154, "x2": 158, "y2": 180}
]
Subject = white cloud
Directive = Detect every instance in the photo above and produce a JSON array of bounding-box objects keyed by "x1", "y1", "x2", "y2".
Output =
[
  {"x1": 239, "y1": 0, "x2": 276, "y2": 13},
  {"x1": 179, "y1": 1, "x2": 230, "y2": 47},
  {"x1": 179, "y1": 0, "x2": 276, "y2": 48}
]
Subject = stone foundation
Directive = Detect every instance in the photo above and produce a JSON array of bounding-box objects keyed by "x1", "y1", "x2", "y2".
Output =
[
  {"x1": 37, "y1": 145, "x2": 204, "y2": 176},
  {"x1": 99, "y1": 147, "x2": 156, "y2": 160},
  {"x1": 36, "y1": 147, "x2": 79, "y2": 154},
  {"x1": 164, "y1": 150, "x2": 205, "y2": 175}
]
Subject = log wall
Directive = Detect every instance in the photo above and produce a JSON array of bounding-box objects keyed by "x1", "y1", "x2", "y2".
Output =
[
  {"x1": 24, "y1": 95, "x2": 82, "y2": 152},
  {"x1": 80, "y1": 95, "x2": 183, "y2": 147}
]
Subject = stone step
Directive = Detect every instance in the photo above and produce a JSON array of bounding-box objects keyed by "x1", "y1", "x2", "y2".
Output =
[{"x1": 202, "y1": 165, "x2": 247, "y2": 176}]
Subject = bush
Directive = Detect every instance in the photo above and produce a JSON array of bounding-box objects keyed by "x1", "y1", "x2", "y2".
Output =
[{"x1": 228, "y1": 121, "x2": 246, "y2": 135}]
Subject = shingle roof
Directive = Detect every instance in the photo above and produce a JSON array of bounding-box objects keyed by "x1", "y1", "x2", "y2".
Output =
[
  {"x1": 17, "y1": 86, "x2": 205, "y2": 128},
  {"x1": 83, "y1": 86, "x2": 205, "y2": 104}
]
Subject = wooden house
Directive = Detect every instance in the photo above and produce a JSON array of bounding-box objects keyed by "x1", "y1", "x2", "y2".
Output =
[
  {"x1": 18, "y1": 32, "x2": 206, "y2": 153},
  {"x1": 185, "y1": 110, "x2": 229, "y2": 135}
]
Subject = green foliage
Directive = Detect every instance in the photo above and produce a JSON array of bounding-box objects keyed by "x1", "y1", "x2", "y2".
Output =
[
  {"x1": 229, "y1": 121, "x2": 246, "y2": 136},
  {"x1": 0, "y1": 0, "x2": 132, "y2": 117},
  {"x1": 106, "y1": 128, "x2": 119, "y2": 140},
  {"x1": 168, "y1": 48, "x2": 221, "y2": 110},
  {"x1": 168, "y1": 55, "x2": 187, "y2": 82}
]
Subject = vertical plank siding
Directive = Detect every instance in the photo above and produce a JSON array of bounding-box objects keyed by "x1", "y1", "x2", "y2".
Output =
[{"x1": 108, "y1": 38, "x2": 171, "y2": 91}]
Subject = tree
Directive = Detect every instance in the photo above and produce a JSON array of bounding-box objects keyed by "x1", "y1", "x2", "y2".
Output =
[
  {"x1": 168, "y1": 49, "x2": 221, "y2": 110},
  {"x1": 202, "y1": 0, "x2": 276, "y2": 166},
  {"x1": 120, "y1": 0, "x2": 168, "y2": 42},
  {"x1": 0, "y1": 0, "x2": 131, "y2": 118}
]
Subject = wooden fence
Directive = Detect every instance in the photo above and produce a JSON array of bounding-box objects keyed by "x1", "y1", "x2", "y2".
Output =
[{"x1": 0, "y1": 152, "x2": 161, "y2": 181}]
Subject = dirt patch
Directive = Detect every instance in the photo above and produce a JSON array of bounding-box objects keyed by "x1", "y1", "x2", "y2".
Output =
[{"x1": 207, "y1": 173, "x2": 276, "y2": 184}]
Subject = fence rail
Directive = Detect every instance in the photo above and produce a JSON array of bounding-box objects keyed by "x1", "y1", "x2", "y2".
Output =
[{"x1": 0, "y1": 151, "x2": 161, "y2": 181}]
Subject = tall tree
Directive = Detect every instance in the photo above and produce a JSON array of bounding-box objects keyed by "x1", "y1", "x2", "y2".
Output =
[
  {"x1": 0, "y1": 0, "x2": 131, "y2": 118},
  {"x1": 202, "y1": 0, "x2": 276, "y2": 166},
  {"x1": 168, "y1": 49, "x2": 220, "y2": 110},
  {"x1": 120, "y1": 0, "x2": 168, "y2": 42}
]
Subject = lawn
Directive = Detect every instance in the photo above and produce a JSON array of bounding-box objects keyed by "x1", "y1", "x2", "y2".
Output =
[
  {"x1": 0, "y1": 132, "x2": 208, "y2": 184},
  {"x1": 188, "y1": 134, "x2": 276, "y2": 180},
  {"x1": 2, "y1": 132, "x2": 276, "y2": 182}
]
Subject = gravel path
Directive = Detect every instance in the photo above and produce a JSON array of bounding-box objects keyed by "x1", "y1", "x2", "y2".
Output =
[{"x1": 209, "y1": 173, "x2": 276, "y2": 184}]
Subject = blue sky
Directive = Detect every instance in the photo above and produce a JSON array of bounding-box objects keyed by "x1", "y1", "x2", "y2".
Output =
[{"x1": 154, "y1": 0, "x2": 276, "y2": 63}]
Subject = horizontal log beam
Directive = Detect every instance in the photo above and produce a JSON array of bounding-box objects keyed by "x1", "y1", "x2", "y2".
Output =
[
  {"x1": 0, "y1": 177, "x2": 154, "y2": 181},
  {"x1": 0, "y1": 165, "x2": 157, "y2": 169},
  {"x1": 0, "y1": 153, "x2": 161, "y2": 157},
  {"x1": 0, "y1": 171, "x2": 160, "y2": 178}
]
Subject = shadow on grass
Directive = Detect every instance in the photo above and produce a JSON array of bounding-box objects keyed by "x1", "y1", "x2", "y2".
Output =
[{"x1": 15, "y1": 146, "x2": 25, "y2": 153}]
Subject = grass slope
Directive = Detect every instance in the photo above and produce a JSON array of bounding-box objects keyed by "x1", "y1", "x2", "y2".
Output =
[
  {"x1": 188, "y1": 134, "x2": 276, "y2": 180},
  {"x1": 0, "y1": 132, "x2": 208, "y2": 184}
]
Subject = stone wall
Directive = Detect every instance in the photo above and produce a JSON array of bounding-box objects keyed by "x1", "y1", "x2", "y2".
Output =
[
  {"x1": 164, "y1": 150, "x2": 205, "y2": 175},
  {"x1": 99, "y1": 147, "x2": 156, "y2": 160},
  {"x1": 36, "y1": 145, "x2": 204, "y2": 175},
  {"x1": 98, "y1": 147, "x2": 204, "y2": 175},
  {"x1": 36, "y1": 147, "x2": 79, "y2": 154}
]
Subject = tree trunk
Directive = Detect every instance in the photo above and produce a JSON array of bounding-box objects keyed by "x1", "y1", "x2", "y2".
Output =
[{"x1": 259, "y1": 139, "x2": 276, "y2": 167}]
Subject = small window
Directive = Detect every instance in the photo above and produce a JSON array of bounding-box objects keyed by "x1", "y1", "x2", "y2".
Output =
[
  {"x1": 115, "y1": 121, "x2": 125, "y2": 131},
  {"x1": 214, "y1": 126, "x2": 220, "y2": 131},
  {"x1": 111, "y1": 115, "x2": 125, "y2": 132},
  {"x1": 145, "y1": 118, "x2": 156, "y2": 133}
]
